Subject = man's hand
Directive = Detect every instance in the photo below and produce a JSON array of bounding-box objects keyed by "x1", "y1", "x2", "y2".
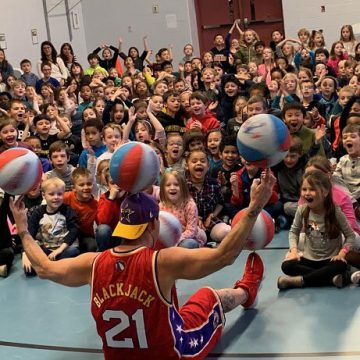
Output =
[
  {"x1": 9, "y1": 197, "x2": 28, "y2": 234},
  {"x1": 248, "y1": 169, "x2": 276, "y2": 213}
]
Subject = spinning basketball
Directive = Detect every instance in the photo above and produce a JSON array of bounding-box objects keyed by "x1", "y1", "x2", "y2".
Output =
[
  {"x1": 156, "y1": 211, "x2": 182, "y2": 249},
  {"x1": 237, "y1": 114, "x2": 291, "y2": 167},
  {"x1": 0, "y1": 148, "x2": 43, "y2": 195},
  {"x1": 110, "y1": 142, "x2": 160, "y2": 194},
  {"x1": 232, "y1": 209, "x2": 274, "y2": 250}
]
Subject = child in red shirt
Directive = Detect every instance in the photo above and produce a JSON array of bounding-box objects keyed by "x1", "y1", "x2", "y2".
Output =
[
  {"x1": 185, "y1": 91, "x2": 220, "y2": 134},
  {"x1": 63, "y1": 167, "x2": 98, "y2": 252}
]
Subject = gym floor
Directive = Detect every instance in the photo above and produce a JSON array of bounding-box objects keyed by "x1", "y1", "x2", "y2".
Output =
[{"x1": 1, "y1": 231, "x2": 359, "y2": 360}]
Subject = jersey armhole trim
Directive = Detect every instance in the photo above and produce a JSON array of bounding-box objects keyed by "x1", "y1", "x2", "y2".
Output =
[
  {"x1": 153, "y1": 251, "x2": 172, "y2": 306},
  {"x1": 90, "y1": 252, "x2": 102, "y2": 309}
]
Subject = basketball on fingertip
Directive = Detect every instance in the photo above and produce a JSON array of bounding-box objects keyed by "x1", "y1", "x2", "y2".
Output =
[
  {"x1": 237, "y1": 114, "x2": 291, "y2": 167},
  {"x1": 232, "y1": 209, "x2": 275, "y2": 250},
  {"x1": 109, "y1": 142, "x2": 160, "y2": 194},
  {"x1": 0, "y1": 148, "x2": 43, "y2": 195},
  {"x1": 155, "y1": 211, "x2": 182, "y2": 249}
]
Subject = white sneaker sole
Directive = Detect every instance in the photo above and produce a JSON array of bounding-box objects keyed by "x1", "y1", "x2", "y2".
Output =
[{"x1": 350, "y1": 271, "x2": 360, "y2": 285}]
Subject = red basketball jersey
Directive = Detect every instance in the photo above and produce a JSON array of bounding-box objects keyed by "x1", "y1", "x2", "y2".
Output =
[
  {"x1": 91, "y1": 247, "x2": 224, "y2": 360},
  {"x1": 91, "y1": 247, "x2": 179, "y2": 359}
]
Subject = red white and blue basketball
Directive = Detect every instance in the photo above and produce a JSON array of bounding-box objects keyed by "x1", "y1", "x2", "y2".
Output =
[
  {"x1": 232, "y1": 209, "x2": 275, "y2": 250},
  {"x1": 237, "y1": 114, "x2": 291, "y2": 167},
  {"x1": 0, "y1": 148, "x2": 43, "y2": 195},
  {"x1": 156, "y1": 211, "x2": 182, "y2": 249},
  {"x1": 110, "y1": 142, "x2": 160, "y2": 194}
]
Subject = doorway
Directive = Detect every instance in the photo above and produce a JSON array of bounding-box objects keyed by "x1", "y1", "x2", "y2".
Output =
[{"x1": 194, "y1": 0, "x2": 284, "y2": 54}]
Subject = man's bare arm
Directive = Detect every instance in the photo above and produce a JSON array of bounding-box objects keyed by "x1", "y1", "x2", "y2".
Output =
[
  {"x1": 10, "y1": 198, "x2": 97, "y2": 287},
  {"x1": 157, "y1": 170, "x2": 276, "y2": 292}
]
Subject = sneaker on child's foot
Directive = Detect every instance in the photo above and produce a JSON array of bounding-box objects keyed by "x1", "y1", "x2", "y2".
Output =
[
  {"x1": 205, "y1": 242, "x2": 218, "y2": 248},
  {"x1": 332, "y1": 274, "x2": 344, "y2": 288},
  {"x1": 277, "y1": 215, "x2": 288, "y2": 230},
  {"x1": 350, "y1": 271, "x2": 360, "y2": 285},
  {"x1": 234, "y1": 252, "x2": 264, "y2": 308},
  {"x1": 0, "y1": 265, "x2": 8, "y2": 278}
]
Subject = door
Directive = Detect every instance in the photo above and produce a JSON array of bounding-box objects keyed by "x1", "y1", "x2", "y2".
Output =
[
  {"x1": 237, "y1": 0, "x2": 284, "y2": 46},
  {"x1": 194, "y1": 0, "x2": 284, "y2": 55}
]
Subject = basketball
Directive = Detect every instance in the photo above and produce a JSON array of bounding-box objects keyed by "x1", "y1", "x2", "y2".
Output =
[
  {"x1": 0, "y1": 148, "x2": 43, "y2": 195},
  {"x1": 232, "y1": 209, "x2": 275, "y2": 250},
  {"x1": 156, "y1": 211, "x2": 182, "y2": 249},
  {"x1": 109, "y1": 142, "x2": 160, "y2": 194},
  {"x1": 237, "y1": 114, "x2": 291, "y2": 167}
]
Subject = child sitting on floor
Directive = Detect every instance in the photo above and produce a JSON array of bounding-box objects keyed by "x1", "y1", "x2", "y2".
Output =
[{"x1": 160, "y1": 170, "x2": 206, "y2": 248}]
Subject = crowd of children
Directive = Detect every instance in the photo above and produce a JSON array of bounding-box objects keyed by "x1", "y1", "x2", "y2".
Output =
[{"x1": 0, "y1": 21, "x2": 359, "y2": 289}]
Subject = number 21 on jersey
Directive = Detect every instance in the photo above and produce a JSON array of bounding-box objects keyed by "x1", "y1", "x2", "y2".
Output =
[{"x1": 103, "y1": 309, "x2": 148, "y2": 348}]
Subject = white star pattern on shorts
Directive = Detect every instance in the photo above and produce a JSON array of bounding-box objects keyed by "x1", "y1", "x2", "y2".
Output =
[{"x1": 176, "y1": 324, "x2": 183, "y2": 333}]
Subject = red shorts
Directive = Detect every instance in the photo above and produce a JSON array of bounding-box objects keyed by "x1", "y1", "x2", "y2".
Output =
[{"x1": 174, "y1": 287, "x2": 225, "y2": 359}]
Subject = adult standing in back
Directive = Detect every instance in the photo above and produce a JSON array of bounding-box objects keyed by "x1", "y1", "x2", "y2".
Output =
[
  {"x1": 0, "y1": 48, "x2": 14, "y2": 82},
  {"x1": 37, "y1": 41, "x2": 68, "y2": 85}
]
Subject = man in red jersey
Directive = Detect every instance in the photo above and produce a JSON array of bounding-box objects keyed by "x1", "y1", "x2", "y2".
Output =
[{"x1": 10, "y1": 169, "x2": 276, "y2": 360}]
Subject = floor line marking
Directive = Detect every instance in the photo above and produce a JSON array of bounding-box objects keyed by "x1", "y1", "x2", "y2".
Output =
[{"x1": 1, "y1": 341, "x2": 360, "y2": 357}]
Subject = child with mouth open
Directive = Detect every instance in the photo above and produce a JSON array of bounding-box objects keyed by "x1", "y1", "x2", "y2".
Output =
[
  {"x1": 186, "y1": 149, "x2": 231, "y2": 245},
  {"x1": 278, "y1": 169, "x2": 356, "y2": 290},
  {"x1": 282, "y1": 102, "x2": 326, "y2": 157},
  {"x1": 333, "y1": 124, "x2": 360, "y2": 220},
  {"x1": 0, "y1": 117, "x2": 33, "y2": 153},
  {"x1": 160, "y1": 170, "x2": 206, "y2": 248},
  {"x1": 165, "y1": 132, "x2": 186, "y2": 175}
]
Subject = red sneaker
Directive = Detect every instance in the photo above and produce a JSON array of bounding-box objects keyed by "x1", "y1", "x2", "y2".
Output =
[{"x1": 234, "y1": 252, "x2": 264, "y2": 308}]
